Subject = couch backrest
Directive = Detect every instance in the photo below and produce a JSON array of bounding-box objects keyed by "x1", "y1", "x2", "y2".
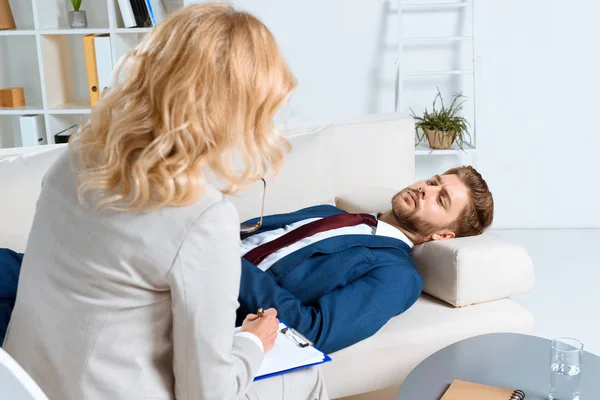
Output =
[
  {"x1": 0, "y1": 113, "x2": 414, "y2": 252},
  {"x1": 0, "y1": 145, "x2": 67, "y2": 253},
  {"x1": 228, "y1": 113, "x2": 415, "y2": 221}
]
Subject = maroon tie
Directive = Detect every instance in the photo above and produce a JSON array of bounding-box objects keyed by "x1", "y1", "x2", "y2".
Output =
[{"x1": 243, "y1": 213, "x2": 378, "y2": 266}]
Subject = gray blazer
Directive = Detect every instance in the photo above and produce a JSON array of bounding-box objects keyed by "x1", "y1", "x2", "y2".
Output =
[{"x1": 4, "y1": 150, "x2": 264, "y2": 400}]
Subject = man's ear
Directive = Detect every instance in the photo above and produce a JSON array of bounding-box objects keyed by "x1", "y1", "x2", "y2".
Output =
[{"x1": 431, "y1": 231, "x2": 456, "y2": 241}]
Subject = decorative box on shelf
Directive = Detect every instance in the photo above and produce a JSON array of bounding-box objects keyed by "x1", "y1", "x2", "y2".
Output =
[
  {"x1": 0, "y1": 88, "x2": 25, "y2": 107},
  {"x1": 0, "y1": 0, "x2": 16, "y2": 30}
]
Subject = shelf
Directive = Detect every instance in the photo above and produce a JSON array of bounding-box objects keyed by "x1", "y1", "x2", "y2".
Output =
[
  {"x1": 1, "y1": 0, "x2": 183, "y2": 155},
  {"x1": 0, "y1": 30, "x2": 36, "y2": 36},
  {"x1": 38, "y1": 28, "x2": 111, "y2": 36},
  {"x1": 402, "y1": 36, "x2": 473, "y2": 44},
  {"x1": 0, "y1": 35, "x2": 44, "y2": 108},
  {"x1": 2, "y1": 103, "x2": 92, "y2": 115},
  {"x1": 113, "y1": 28, "x2": 153, "y2": 34},
  {"x1": 402, "y1": 1, "x2": 472, "y2": 9},
  {"x1": 0, "y1": 105, "x2": 45, "y2": 116},
  {"x1": 34, "y1": 0, "x2": 110, "y2": 33},
  {"x1": 415, "y1": 143, "x2": 476, "y2": 156},
  {"x1": 48, "y1": 102, "x2": 92, "y2": 114},
  {"x1": 404, "y1": 70, "x2": 474, "y2": 77}
]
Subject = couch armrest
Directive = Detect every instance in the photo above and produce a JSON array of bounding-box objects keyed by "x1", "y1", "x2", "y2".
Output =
[{"x1": 411, "y1": 235, "x2": 534, "y2": 307}]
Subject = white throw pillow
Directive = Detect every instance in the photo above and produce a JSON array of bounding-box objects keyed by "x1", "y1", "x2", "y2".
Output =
[{"x1": 412, "y1": 235, "x2": 535, "y2": 307}]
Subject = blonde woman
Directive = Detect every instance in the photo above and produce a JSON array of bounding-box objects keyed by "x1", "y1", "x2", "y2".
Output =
[{"x1": 4, "y1": 4, "x2": 327, "y2": 400}]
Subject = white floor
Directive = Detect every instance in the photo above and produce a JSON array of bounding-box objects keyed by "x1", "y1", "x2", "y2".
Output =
[
  {"x1": 492, "y1": 228, "x2": 600, "y2": 357},
  {"x1": 345, "y1": 228, "x2": 600, "y2": 400}
]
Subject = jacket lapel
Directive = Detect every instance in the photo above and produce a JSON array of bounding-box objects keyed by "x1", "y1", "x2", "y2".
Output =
[{"x1": 268, "y1": 234, "x2": 411, "y2": 281}]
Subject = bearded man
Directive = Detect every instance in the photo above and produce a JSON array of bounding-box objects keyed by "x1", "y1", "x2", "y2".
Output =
[{"x1": 236, "y1": 166, "x2": 494, "y2": 354}]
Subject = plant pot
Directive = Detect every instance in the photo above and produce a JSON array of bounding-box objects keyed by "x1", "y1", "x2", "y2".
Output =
[
  {"x1": 425, "y1": 129, "x2": 456, "y2": 150},
  {"x1": 69, "y1": 10, "x2": 87, "y2": 28}
]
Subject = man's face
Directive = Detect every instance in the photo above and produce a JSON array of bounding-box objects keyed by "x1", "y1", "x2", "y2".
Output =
[{"x1": 391, "y1": 174, "x2": 471, "y2": 240}]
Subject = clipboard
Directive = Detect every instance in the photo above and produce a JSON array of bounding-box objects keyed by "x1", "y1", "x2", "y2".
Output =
[{"x1": 236, "y1": 322, "x2": 331, "y2": 381}]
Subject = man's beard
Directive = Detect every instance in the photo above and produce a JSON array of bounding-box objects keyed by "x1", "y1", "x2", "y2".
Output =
[{"x1": 391, "y1": 189, "x2": 440, "y2": 238}]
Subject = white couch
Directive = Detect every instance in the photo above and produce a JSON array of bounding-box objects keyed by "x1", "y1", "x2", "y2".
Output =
[{"x1": 0, "y1": 113, "x2": 534, "y2": 399}]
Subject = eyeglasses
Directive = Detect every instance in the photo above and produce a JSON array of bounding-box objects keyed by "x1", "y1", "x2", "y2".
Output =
[
  {"x1": 280, "y1": 326, "x2": 313, "y2": 348},
  {"x1": 240, "y1": 178, "x2": 267, "y2": 234}
]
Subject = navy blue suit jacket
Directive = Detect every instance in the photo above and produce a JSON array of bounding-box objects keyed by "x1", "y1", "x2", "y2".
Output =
[{"x1": 238, "y1": 205, "x2": 423, "y2": 354}]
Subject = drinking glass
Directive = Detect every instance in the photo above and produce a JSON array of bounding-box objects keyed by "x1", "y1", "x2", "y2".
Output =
[{"x1": 549, "y1": 337, "x2": 583, "y2": 400}]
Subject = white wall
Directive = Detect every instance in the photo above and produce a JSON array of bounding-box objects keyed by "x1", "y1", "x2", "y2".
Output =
[
  {"x1": 231, "y1": 0, "x2": 399, "y2": 125},
  {"x1": 475, "y1": 0, "x2": 600, "y2": 228},
  {"x1": 191, "y1": 0, "x2": 599, "y2": 229}
]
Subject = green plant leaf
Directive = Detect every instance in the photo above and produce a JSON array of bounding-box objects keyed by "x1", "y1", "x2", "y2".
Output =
[{"x1": 71, "y1": 0, "x2": 83, "y2": 12}]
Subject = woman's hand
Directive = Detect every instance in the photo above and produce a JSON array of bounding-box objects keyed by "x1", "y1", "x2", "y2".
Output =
[{"x1": 241, "y1": 308, "x2": 279, "y2": 353}]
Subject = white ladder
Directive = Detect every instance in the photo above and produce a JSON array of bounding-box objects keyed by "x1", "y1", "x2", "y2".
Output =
[{"x1": 395, "y1": 0, "x2": 478, "y2": 155}]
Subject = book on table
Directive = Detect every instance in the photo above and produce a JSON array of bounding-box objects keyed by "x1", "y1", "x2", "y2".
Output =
[{"x1": 440, "y1": 380, "x2": 525, "y2": 400}]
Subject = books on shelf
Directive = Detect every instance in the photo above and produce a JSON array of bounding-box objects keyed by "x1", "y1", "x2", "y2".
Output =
[
  {"x1": 54, "y1": 125, "x2": 79, "y2": 144},
  {"x1": 83, "y1": 35, "x2": 100, "y2": 107},
  {"x1": 15, "y1": 115, "x2": 47, "y2": 147},
  {"x1": 94, "y1": 34, "x2": 114, "y2": 97},
  {"x1": 117, "y1": 0, "x2": 166, "y2": 28},
  {"x1": 144, "y1": 0, "x2": 166, "y2": 26},
  {"x1": 83, "y1": 34, "x2": 114, "y2": 107},
  {"x1": 117, "y1": 0, "x2": 137, "y2": 28}
]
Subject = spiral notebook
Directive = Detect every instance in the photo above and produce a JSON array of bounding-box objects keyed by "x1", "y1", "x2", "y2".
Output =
[{"x1": 440, "y1": 380, "x2": 526, "y2": 400}]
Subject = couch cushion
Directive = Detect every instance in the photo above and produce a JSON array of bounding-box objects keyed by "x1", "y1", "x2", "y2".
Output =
[
  {"x1": 323, "y1": 295, "x2": 534, "y2": 399},
  {"x1": 227, "y1": 124, "x2": 336, "y2": 222},
  {"x1": 411, "y1": 234, "x2": 535, "y2": 307},
  {"x1": 335, "y1": 185, "x2": 397, "y2": 217},
  {"x1": 326, "y1": 113, "x2": 415, "y2": 196},
  {"x1": 0, "y1": 146, "x2": 67, "y2": 252}
]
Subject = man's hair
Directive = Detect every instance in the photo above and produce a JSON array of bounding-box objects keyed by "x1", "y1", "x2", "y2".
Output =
[{"x1": 443, "y1": 166, "x2": 494, "y2": 237}]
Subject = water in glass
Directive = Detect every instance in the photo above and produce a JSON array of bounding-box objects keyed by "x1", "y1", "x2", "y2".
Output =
[
  {"x1": 549, "y1": 361, "x2": 581, "y2": 400},
  {"x1": 549, "y1": 337, "x2": 583, "y2": 400}
]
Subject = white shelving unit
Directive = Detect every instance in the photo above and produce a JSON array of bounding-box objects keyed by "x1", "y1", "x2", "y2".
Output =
[
  {"x1": 395, "y1": 0, "x2": 479, "y2": 158},
  {"x1": 415, "y1": 142, "x2": 475, "y2": 156},
  {"x1": 0, "y1": 0, "x2": 184, "y2": 154}
]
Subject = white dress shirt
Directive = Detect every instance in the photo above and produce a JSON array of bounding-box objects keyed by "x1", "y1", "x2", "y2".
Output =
[{"x1": 241, "y1": 215, "x2": 413, "y2": 271}]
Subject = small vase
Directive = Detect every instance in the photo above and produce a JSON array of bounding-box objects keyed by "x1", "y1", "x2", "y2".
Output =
[
  {"x1": 69, "y1": 10, "x2": 87, "y2": 28},
  {"x1": 425, "y1": 129, "x2": 456, "y2": 150}
]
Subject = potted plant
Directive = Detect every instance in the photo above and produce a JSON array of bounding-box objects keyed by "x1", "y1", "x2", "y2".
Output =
[
  {"x1": 411, "y1": 88, "x2": 472, "y2": 150},
  {"x1": 69, "y1": 0, "x2": 87, "y2": 28}
]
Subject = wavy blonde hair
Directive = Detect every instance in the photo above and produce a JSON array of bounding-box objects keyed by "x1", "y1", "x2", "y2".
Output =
[{"x1": 70, "y1": 3, "x2": 296, "y2": 211}]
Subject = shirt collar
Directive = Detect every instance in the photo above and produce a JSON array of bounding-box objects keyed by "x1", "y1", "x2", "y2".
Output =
[{"x1": 374, "y1": 218, "x2": 414, "y2": 248}]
